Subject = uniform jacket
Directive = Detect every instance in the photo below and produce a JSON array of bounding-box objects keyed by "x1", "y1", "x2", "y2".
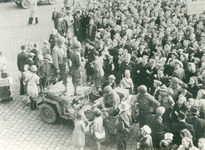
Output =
[
  {"x1": 135, "y1": 93, "x2": 160, "y2": 112},
  {"x1": 52, "y1": 45, "x2": 67, "y2": 70}
]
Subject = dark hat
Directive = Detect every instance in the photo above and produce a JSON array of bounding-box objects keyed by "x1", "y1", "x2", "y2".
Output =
[
  {"x1": 190, "y1": 106, "x2": 199, "y2": 115},
  {"x1": 21, "y1": 44, "x2": 26, "y2": 50},
  {"x1": 178, "y1": 111, "x2": 186, "y2": 119}
]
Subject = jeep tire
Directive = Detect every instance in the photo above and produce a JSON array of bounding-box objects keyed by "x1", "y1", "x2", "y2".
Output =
[{"x1": 40, "y1": 103, "x2": 58, "y2": 124}]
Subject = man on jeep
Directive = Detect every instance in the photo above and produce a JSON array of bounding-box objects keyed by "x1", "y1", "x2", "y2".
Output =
[{"x1": 102, "y1": 85, "x2": 120, "y2": 116}]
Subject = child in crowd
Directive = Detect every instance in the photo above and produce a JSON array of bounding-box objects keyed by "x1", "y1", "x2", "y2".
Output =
[
  {"x1": 107, "y1": 74, "x2": 116, "y2": 89},
  {"x1": 41, "y1": 40, "x2": 50, "y2": 58},
  {"x1": 21, "y1": 64, "x2": 30, "y2": 105},
  {"x1": 90, "y1": 108, "x2": 105, "y2": 150},
  {"x1": 120, "y1": 70, "x2": 133, "y2": 94},
  {"x1": 72, "y1": 111, "x2": 86, "y2": 150}
]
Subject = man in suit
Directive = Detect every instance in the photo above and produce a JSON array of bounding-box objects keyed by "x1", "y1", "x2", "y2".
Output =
[
  {"x1": 171, "y1": 111, "x2": 195, "y2": 146},
  {"x1": 17, "y1": 45, "x2": 28, "y2": 73},
  {"x1": 87, "y1": 18, "x2": 97, "y2": 41},
  {"x1": 186, "y1": 106, "x2": 205, "y2": 145},
  {"x1": 17, "y1": 45, "x2": 28, "y2": 95},
  {"x1": 73, "y1": 10, "x2": 82, "y2": 42}
]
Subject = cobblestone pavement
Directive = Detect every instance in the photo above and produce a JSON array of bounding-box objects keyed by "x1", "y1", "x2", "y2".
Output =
[{"x1": 0, "y1": 2, "x2": 140, "y2": 150}]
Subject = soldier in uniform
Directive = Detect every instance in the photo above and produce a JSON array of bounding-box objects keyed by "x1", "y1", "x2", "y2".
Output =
[
  {"x1": 133, "y1": 85, "x2": 160, "y2": 127},
  {"x1": 52, "y1": 36, "x2": 68, "y2": 93}
]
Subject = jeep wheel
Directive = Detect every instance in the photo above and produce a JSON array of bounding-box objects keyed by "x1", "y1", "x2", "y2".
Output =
[
  {"x1": 48, "y1": 0, "x2": 56, "y2": 4},
  {"x1": 40, "y1": 103, "x2": 58, "y2": 124},
  {"x1": 21, "y1": 0, "x2": 30, "y2": 9}
]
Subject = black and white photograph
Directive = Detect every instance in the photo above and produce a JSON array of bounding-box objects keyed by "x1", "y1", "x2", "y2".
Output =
[{"x1": 0, "y1": 0, "x2": 205, "y2": 150}]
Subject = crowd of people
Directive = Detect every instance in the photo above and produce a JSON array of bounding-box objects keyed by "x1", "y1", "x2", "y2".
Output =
[{"x1": 12, "y1": 0, "x2": 205, "y2": 149}]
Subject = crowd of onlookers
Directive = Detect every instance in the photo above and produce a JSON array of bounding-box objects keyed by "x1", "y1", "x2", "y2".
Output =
[{"x1": 8, "y1": 0, "x2": 205, "y2": 149}]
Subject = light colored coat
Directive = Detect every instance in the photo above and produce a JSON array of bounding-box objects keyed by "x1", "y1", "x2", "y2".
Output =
[{"x1": 30, "y1": 0, "x2": 37, "y2": 18}]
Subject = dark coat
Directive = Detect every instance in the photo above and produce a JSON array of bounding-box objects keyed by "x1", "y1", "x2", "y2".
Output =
[
  {"x1": 154, "y1": 74, "x2": 169, "y2": 87},
  {"x1": 87, "y1": 24, "x2": 97, "y2": 41},
  {"x1": 81, "y1": 13, "x2": 89, "y2": 41},
  {"x1": 26, "y1": 58, "x2": 35, "y2": 67},
  {"x1": 186, "y1": 117, "x2": 205, "y2": 142},
  {"x1": 135, "y1": 62, "x2": 149, "y2": 87},
  {"x1": 148, "y1": 115, "x2": 165, "y2": 148},
  {"x1": 49, "y1": 34, "x2": 57, "y2": 51},
  {"x1": 73, "y1": 14, "x2": 82, "y2": 42},
  {"x1": 171, "y1": 121, "x2": 195, "y2": 145},
  {"x1": 17, "y1": 51, "x2": 28, "y2": 72},
  {"x1": 187, "y1": 85, "x2": 199, "y2": 99},
  {"x1": 171, "y1": 103, "x2": 188, "y2": 123}
]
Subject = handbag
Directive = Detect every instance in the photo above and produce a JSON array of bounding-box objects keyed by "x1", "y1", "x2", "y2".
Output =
[
  {"x1": 1, "y1": 71, "x2": 9, "y2": 78},
  {"x1": 93, "y1": 126, "x2": 105, "y2": 140}
]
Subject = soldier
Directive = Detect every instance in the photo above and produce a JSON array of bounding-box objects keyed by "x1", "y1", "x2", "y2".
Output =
[
  {"x1": 52, "y1": 36, "x2": 68, "y2": 93},
  {"x1": 133, "y1": 85, "x2": 160, "y2": 127}
]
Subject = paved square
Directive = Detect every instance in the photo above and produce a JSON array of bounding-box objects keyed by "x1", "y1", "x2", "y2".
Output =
[{"x1": 0, "y1": 1, "x2": 140, "y2": 150}]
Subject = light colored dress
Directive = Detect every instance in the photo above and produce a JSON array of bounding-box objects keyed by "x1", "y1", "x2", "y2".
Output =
[
  {"x1": 25, "y1": 72, "x2": 39, "y2": 97},
  {"x1": 91, "y1": 116, "x2": 105, "y2": 142},
  {"x1": 72, "y1": 120, "x2": 85, "y2": 147}
]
